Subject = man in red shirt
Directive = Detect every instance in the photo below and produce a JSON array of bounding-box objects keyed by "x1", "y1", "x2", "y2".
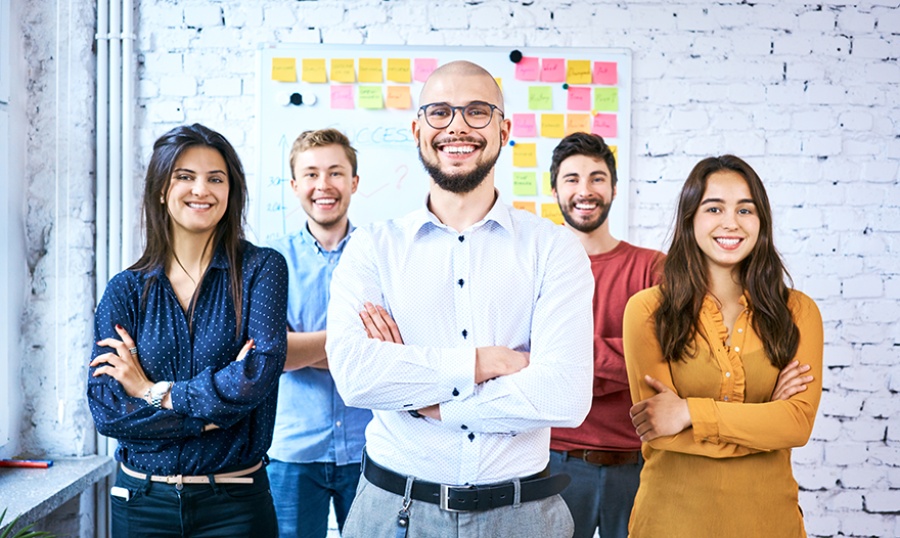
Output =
[{"x1": 548, "y1": 132, "x2": 663, "y2": 538}]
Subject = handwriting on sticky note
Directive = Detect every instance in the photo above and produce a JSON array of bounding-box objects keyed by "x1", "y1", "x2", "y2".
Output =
[
  {"x1": 359, "y1": 58, "x2": 383, "y2": 83},
  {"x1": 512, "y1": 114, "x2": 537, "y2": 138},
  {"x1": 414, "y1": 58, "x2": 438, "y2": 82},
  {"x1": 513, "y1": 143, "x2": 537, "y2": 168},
  {"x1": 387, "y1": 58, "x2": 411, "y2": 83},
  {"x1": 541, "y1": 114, "x2": 565, "y2": 138},
  {"x1": 515, "y1": 57, "x2": 540, "y2": 81},
  {"x1": 512, "y1": 201, "x2": 536, "y2": 214},
  {"x1": 331, "y1": 59, "x2": 355, "y2": 83},
  {"x1": 593, "y1": 61, "x2": 618, "y2": 85},
  {"x1": 593, "y1": 88, "x2": 619, "y2": 112},
  {"x1": 566, "y1": 87, "x2": 591, "y2": 111},
  {"x1": 513, "y1": 172, "x2": 538, "y2": 196},
  {"x1": 542, "y1": 203, "x2": 564, "y2": 225},
  {"x1": 528, "y1": 86, "x2": 553, "y2": 110},
  {"x1": 566, "y1": 60, "x2": 592, "y2": 85},
  {"x1": 271, "y1": 57, "x2": 297, "y2": 82},
  {"x1": 358, "y1": 85, "x2": 384, "y2": 109},
  {"x1": 592, "y1": 114, "x2": 618, "y2": 138},
  {"x1": 541, "y1": 58, "x2": 565, "y2": 82},
  {"x1": 331, "y1": 85, "x2": 354, "y2": 109},
  {"x1": 566, "y1": 114, "x2": 592, "y2": 136},
  {"x1": 542, "y1": 172, "x2": 552, "y2": 195},
  {"x1": 386, "y1": 86, "x2": 411, "y2": 109},
  {"x1": 302, "y1": 58, "x2": 327, "y2": 83}
]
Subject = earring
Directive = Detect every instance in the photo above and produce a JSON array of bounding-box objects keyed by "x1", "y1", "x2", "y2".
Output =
[{"x1": 160, "y1": 196, "x2": 165, "y2": 204}]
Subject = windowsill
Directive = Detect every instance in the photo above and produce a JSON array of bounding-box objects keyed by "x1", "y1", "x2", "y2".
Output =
[{"x1": 0, "y1": 455, "x2": 115, "y2": 532}]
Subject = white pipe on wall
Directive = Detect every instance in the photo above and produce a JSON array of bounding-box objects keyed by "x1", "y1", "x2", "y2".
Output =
[
  {"x1": 121, "y1": 0, "x2": 134, "y2": 266},
  {"x1": 95, "y1": 0, "x2": 109, "y2": 296},
  {"x1": 108, "y1": 0, "x2": 121, "y2": 274}
]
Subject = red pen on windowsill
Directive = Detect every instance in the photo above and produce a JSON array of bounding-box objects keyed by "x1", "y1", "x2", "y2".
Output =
[{"x1": 0, "y1": 459, "x2": 54, "y2": 468}]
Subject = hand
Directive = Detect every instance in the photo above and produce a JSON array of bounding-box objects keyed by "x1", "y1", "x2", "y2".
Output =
[
  {"x1": 771, "y1": 360, "x2": 813, "y2": 401},
  {"x1": 629, "y1": 375, "x2": 691, "y2": 442},
  {"x1": 91, "y1": 324, "x2": 152, "y2": 399},
  {"x1": 235, "y1": 339, "x2": 254, "y2": 362},
  {"x1": 359, "y1": 302, "x2": 404, "y2": 344},
  {"x1": 474, "y1": 347, "x2": 530, "y2": 384},
  {"x1": 416, "y1": 404, "x2": 441, "y2": 421}
]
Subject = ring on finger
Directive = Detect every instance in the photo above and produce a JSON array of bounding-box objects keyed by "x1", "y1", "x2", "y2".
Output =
[{"x1": 129, "y1": 347, "x2": 138, "y2": 356}]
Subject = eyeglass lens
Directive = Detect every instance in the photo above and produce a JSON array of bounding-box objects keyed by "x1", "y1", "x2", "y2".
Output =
[{"x1": 422, "y1": 103, "x2": 497, "y2": 129}]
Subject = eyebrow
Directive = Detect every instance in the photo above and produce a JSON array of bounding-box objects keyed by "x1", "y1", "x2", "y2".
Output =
[
  {"x1": 700, "y1": 197, "x2": 755, "y2": 205},
  {"x1": 563, "y1": 170, "x2": 608, "y2": 178},
  {"x1": 173, "y1": 167, "x2": 226, "y2": 175}
]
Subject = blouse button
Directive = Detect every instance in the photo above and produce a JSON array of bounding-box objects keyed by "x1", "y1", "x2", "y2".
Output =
[
  {"x1": 725, "y1": 372, "x2": 731, "y2": 378},
  {"x1": 724, "y1": 396, "x2": 729, "y2": 401},
  {"x1": 734, "y1": 346, "x2": 741, "y2": 352},
  {"x1": 737, "y1": 328, "x2": 743, "y2": 333}
]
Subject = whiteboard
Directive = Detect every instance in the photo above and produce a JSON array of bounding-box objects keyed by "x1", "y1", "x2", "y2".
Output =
[{"x1": 254, "y1": 44, "x2": 632, "y2": 244}]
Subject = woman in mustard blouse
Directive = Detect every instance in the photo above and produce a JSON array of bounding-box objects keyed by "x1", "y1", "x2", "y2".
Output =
[{"x1": 623, "y1": 155, "x2": 823, "y2": 537}]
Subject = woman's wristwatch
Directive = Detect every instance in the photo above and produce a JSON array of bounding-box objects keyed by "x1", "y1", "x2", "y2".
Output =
[{"x1": 144, "y1": 381, "x2": 173, "y2": 409}]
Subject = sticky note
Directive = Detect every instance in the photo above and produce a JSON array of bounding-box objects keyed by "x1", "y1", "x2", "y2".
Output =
[
  {"x1": 330, "y1": 85, "x2": 354, "y2": 109},
  {"x1": 515, "y1": 57, "x2": 540, "y2": 81},
  {"x1": 609, "y1": 145, "x2": 618, "y2": 163},
  {"x1": 386, "y1": 86, "x2": 411, "y2": 109},
  {"x1": 513, "y1": 172, "x2": 538, "y2": 196},
  {"x1": 592, "y1": 114, "x2": 618, "y2": 138},
  {"x1": 593, "y1": 88, "x2": 619, "y2": 112},
  {"x1": 528, "y1": 86, "x2": 553, "y2": 110},
  {"x1": 414, "y1": 58, "x2": 438, "y2": 82},
  {"x1": 541, "y1": 58, "x2": 566, "y2": 82},
  {"x1": 512, "y1": 114, "x2": 537, "y2": 138},
  {"x1": 566, "y1": 114, "x2": 592, "y2": 136},
  {"x1": 495, "y1": 77, "x2": 503, "y2": 91},
  {"x1": 566, "y1": 60, "x2": 592, "y2": 85},
  {"x1": 513, "y1": 201, "x2": 536, "y2": 214},
  {"x1": 330, "y1": 59, "x2": 355, "y2": 83},
  {"x1": 541, "y1": 114, "x2": 565, "y2": 138},
  {"x1": 387, "y1": 58, "x2": 411, "y2": 83},
  {"x1": 593, "y1": 61, "x2": 618, "y2": 85},
  {"x1": 359, "y1": 58, "x2": 383, "y2": 83},
  {"x1": 271, "y1": 57, "x2": 297, "y2": 82},
  {"x1": 358, "y1": 85, "x2": 384, "y2": 109},
  {"x1": 542, "y1": 203, "x2": 564, "y2": 225},
  {"x1": 542, "y1": 172, "x2": 552, "y2": 195},
  {"x1": 567, "y1": 87, "x2": 592, "y2": 111},
  {"x1": 302, "y1": 58, "x2": 327, "y2": 83},
  {"x1": 512, "y1": 143, "x2": 537, "y2": 168}
]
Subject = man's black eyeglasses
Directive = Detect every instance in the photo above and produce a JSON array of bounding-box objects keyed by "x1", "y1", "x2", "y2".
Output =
[{"x1": 417, "y1": 101, "x2": 504, "y2": 130}]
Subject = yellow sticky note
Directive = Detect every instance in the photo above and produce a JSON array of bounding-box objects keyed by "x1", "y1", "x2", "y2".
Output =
[
  {"x1": 512, "y1": 143, "x2": 537, "y2": 168},
  {"x1": 330, "y1": 59, "x2": 355, "y2": 83},
  {"x1": 541, "y1": 203, "x2": 564, "y2": 225},
  {"x1": 541, "y1": 114, "x2": 565, "y2": 138},
  {"x1": 513, "y1": 172, "x2": 538, "y2": 196},
  {"x1": 566, "y1": 60, "x2": 592, "y2": 85},
  {"x1": 386, "y1": 86, "x2": 411, "y2": 109},
  {"x1": 359, "y1": 58, "x2": 383, "y2": 83},
  {"x1": 387, "y1": 58, "x2": 411, "y2": 83},
  {"x1": 358, "y1": 85, "x2": 383, "y2": 109},
  {"x1": 565, "y1": 113, "x2": 592, "y2": 136},
  {"x1": 495, "y1": 77, "x2": 503, "y2": 91},
  {"x1": 542, "y1": 172, "x2": 552, "y2": 195},
  {"x1": 302, "y1": 58, "x2": 327, "y2": 83},
  {"x1": 610, "y1": 145, "x2": 618, "y2": 164},
  {"x1": 271, "y1": 57, "x2": 297, "y2": 82},
  {"x1": 528, "y1": 86, "x2": 553, "y2": 110},
  {"x1": 513, "y1": 201, "x2": 536, "y2": 214}
]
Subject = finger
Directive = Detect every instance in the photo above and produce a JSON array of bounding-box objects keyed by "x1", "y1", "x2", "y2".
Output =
[
  {"x1": 96, "y1": 338, "x2": 127, "y2": 353},
  {"x1": 114, "y1": 324, "x2": 137, "y2": 350},
  {"x1": 90, "y1": 352, "x2": 121, "y2": 368},
  {"x1": 236, "y1": 339, "x2": 254, "y2": 362},
  {"x1": 358, "y1": 313, "x2": 374, "y2": 338},
  {"x1": 376, "y1": 306, "x2": 403, "y2": 344},
  {"x1": 92, "y1": 365, "x2": 118, "y2": 379},
  {"x1": 359, "y1": 311, "x2": 384, "y2": 340},
  {"x1": 365, "y1": 303, "x2": 393, "y2": 338},
  {"x1": 644, "y1": 375, "x2": 670, "y2": 394}
]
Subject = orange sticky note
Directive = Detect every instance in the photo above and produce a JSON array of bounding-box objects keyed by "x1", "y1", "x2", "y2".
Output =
[
  {"x1": 386, "y1": 86, "x2": 411, "y2": 109},
  {"x1": 541, "y1": 203, "x2": 564, "y2": 224},
  {"x1": 302, "y1": 58, "x2": 327, "y2": 83},
  {"x1": 359, "y1": 58, "x2": 383, "y2": 83},
  {"x1": 593, "y1": 61, "x2": 618, "y2": 85},
  {"x1": 387, "y1": 58, "x2": 411, "y2": 83},
  {"x1": 565, "y1": 114, "x2": 592, "y2": 136},
  {"x1": 513, "y1": 201, "x2": 537, "y2": 214},
  {"x1": 512, "y1": 143, "x2": 537, "y2": 168},
  {"x1": 330, "y1": 59, "x2": 355, "y2": 83},
  {"x1": 541, "y1": 114, "x2": 565, "y2": 138},
  {"x1": 271, "y1": 57, "x2": 297, "y2": 82},
  {"x1": 566, "y1": 60, "x2": 592, "y2": 85}
]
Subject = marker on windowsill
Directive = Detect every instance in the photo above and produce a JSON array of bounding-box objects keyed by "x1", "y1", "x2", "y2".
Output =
[{"x1": 0, "y1": 459, "x2": 54, "y2": 468}]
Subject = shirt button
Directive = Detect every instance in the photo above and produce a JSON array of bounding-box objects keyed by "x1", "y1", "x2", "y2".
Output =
[
  {"x1": 452, "y1": 388, "x2": 459, "y2": 396},
  {"x1": 725, "y1": 372, "x2": 731, "y2": 378},
  {"x1": 737, "y1": 328, "x2": 743, "y2": 333},
  {"x1": 724, "y1": 396, "x2": 729, "y2": 401},
  {"x1": 468, "y1": 432, "x2": 475, "y2": 441},
  {"x1": 458, "y1": 278, "x2": 465, "y2": 288},
  {"x1": 461, "y1": 329, "x2": 468, "y2": 338},
  {"x1": 336, "y1": 421, "x2": 342, "y2": 427},
  {"x1": 734, "y1": 346, "x2": 740, "y2": 352},
  {"x1": 458, "y1": 235, "x2": 465, "y2": 242},
  {"x1": 461, "y1": 425, "x2": 468, "y2": 430}
]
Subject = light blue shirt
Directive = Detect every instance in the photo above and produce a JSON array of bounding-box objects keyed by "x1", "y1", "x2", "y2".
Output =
[
  {"x1": 268, "y1": 223, "x2": 371, "y2": 465},
  {"x1": 326, "y1": 196, "x2": 594, "y2": 485}
]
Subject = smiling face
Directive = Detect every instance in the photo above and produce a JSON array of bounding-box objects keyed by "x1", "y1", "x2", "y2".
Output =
[
  {"x1": 693, "y1": 170, "x2": 760, "y2": 275},
  {"x1": 291, "y1": 144, "x2": 359, "y2": 230},
  {"x1": 553, "y1": 154, "x2": 616, "y2": 234},
  {"x1": 164, "y1": 145, "x2": 229, "y2": 242},
  {"x1": 412, "y1": 64, "x2": 510, "y2": 193}
]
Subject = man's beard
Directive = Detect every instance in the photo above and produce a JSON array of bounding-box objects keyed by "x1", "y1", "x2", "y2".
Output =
[
  {"x1": 560, "y1": 197, "x2": 613, "y2": 233},
  {"x1": 418, "y1": 141, "x2": 500, "y2": 194}
]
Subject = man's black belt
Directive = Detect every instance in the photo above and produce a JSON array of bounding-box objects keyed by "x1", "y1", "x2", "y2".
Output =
[{"x1": 362, "y1": 452, "x2": 570, "y2": 512}]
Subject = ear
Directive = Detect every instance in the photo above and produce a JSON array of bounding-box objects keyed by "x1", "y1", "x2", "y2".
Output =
[
  {"x1": 498, "y1": 117, "x2": 511, "y2": 146},
  {"x1": 350, "y1": 175, "x2": 359, "y2": 194},
  {"x1": 612, "y1": 184, "x2": 617, "y2": 201},
  {"x1": 411, "y1": 118, "x2": 421, "y2": 148}
]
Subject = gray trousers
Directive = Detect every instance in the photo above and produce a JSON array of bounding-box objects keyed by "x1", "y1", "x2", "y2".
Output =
[{"x1": 342, "y1": 474, "x2": 575, "y2": 538}]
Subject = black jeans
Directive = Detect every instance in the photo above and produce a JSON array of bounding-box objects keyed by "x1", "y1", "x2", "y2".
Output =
[{"x1": 110, "y1": 464, "x2": 278, "y2": 537}]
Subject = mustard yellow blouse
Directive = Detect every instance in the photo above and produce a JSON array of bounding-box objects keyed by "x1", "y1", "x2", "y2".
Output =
[{"x1": 623, "y1": 288, "x2": 823, "y2": 538}]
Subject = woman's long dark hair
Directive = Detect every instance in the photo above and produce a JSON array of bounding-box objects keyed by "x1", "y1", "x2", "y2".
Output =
[
  {"x1": 655, "y1": 155, "x2": 799, "y2": 368},
  {"x1": 130, "y1": 124, "x2": 247, "y2": 336}
]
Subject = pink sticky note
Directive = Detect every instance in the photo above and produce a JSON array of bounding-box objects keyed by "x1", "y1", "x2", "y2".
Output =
[
  {"x1": 512, "y1": 114, "x2": 538, "y2": 138},
  {"x1": 515, "y1": 57, "x2": 540, "y2": 81},
  {"x1": 414, "y1": 58, "x2": 438, "y2": 82},
  {"x1": 541, "y1": 58, "x2": 566, "y2": 82},
  {"x1": 592, "y1": 114, "x2": 618, "y2": 138},
  {"x1": 593, "y1": 61, "x2": 618, "y2": 85},
  {"x1": 567, "y1": 87, "x2": 591, "y2": 111},
  {"x1": 330, "y1": 85, "x2": 354, "y2": 109}
]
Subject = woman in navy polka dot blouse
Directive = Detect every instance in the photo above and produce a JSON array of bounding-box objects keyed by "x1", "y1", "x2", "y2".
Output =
[{"x1": 87, "y1": 124, "x2": 288, "y2": 537}]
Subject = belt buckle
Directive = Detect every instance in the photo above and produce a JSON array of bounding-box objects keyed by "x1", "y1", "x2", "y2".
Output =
[{"x1": 439, "y1": 484, "x2": 468, "y2": 512}]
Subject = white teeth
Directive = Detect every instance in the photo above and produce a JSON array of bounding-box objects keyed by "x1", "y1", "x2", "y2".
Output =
[
  {"x1": 575, "y1": 203, "x2": 597, "y2": 210},
  {"x1": 187, "y1": 202, "x2": 211, "y2": 209},
  {"x1": 716, "y1": 238, "x2": 740, "y2": 246},
  {"x1": 443, "y1": 146, "x2": 475, "y2": 154},
  {"x1": 315, "y1": 198, "x2": 336, "y2": 205}
]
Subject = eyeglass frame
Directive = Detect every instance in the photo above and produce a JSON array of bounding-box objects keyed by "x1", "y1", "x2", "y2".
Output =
[{"x1": 417, "y1": 101, "x2": 505, "y2": 130}]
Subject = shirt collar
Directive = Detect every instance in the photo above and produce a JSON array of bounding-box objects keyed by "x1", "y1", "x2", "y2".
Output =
[
  {"x1": 301, "y1": 220, "x2": 355, "y2": 254},
  {"x1": 406, "y1": 189, "x2": 512, "y2": 242},
  {"x1": 144, "y1": 241, "x2": 230, "y2": 278}
]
